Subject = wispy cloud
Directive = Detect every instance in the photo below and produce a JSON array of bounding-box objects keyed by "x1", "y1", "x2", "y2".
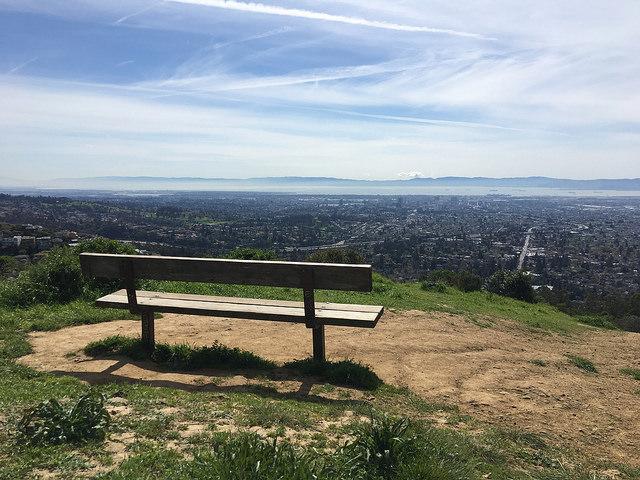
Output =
[
  {"x1": 7, "y1": 57, "x2": 38, "y2": 74},
  {"x1": 167, "y1": 0, "x2": 490, "y2": 38},
  {"x1": 113, "y1": 2, "x2": 162, "y2": 25}
]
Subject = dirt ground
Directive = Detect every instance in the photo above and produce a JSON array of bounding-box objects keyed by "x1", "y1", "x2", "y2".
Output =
[{"x1": 20, "y1": 310, "x2": 640, "y2": 466}]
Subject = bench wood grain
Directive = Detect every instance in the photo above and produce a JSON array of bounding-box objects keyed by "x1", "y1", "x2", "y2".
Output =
[{"x1": 97, "y1": 290, "x2": 383, "y2": 328}]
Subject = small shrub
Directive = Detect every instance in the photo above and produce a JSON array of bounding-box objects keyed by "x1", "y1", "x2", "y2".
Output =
[
  {"x1": 346, "y1": 414, "x2": 416, "y2": 478},
  {"x1": 620, "y1": 367, "x2": 640, "y2": 381},
  {"x1": 17, "y1": 393, "x2": 109, "y2": 445},
  {"x1": 420, "y1": 281, "x2": 447, "y2": 293},
  {"x1": 530, "y1": 359, "x2": 547, "y2": 367},
  {"x1": 485, "y1": 270, "x2": 536, "y2": 303},
  {"x1": 306, "y1": 248, "x2": 364, "y2": 264},
  {"x1": 284, "y1": 358, "x2": 382, "y2": 390},
  {"x1": 422, "y1": 269, "x2": 482, "y2": 293},
  {"x1": 566, "y1": 354, "x2": 597, "y2": 373},
  {"x1": 226, "y1": 247, "x2": 279, "y2": 261}
]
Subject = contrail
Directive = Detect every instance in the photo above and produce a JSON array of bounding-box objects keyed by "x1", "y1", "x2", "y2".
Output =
[
  {"x1": 113, "y1": 2, "x2": 163, "y2": 25},
  {"x1": 7, "y1": 57, "x2": 38, "y2": 74},
  {"x1": 167, "y1": 0, "x2": 490, "y2": 39}
]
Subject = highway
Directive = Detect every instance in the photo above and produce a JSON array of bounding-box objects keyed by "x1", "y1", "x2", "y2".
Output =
[{"x1": 517, "y1": 227, "x2": 534, "y2": 270}]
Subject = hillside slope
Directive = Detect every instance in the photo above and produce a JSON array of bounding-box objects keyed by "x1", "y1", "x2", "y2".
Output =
[{"x1": 20, "y1": 308, "x2": 640, "y2": 468}]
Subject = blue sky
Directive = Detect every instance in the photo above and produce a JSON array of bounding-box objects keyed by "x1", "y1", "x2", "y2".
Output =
[{"x1": 1, "y1": 0, "x2": 639, "y2": 182}]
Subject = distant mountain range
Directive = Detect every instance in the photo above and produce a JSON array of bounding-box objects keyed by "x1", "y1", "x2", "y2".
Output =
[{"x1": 45, "y1": 175, "x2": 640, "y2": 191}]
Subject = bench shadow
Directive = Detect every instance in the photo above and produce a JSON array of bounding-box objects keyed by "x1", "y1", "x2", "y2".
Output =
[{"x1": 48, "y1": 357, "x2": 370, "y2": 407}]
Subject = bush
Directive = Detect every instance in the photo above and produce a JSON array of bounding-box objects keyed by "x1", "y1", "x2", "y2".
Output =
[
  {"x1": 420, "y1": 281, "x2": 447, "y2": 293},
  {"x1": 17, "y1": 393, "x2": 110, "y2": 445},
  {"x1": 284, "y1": 358, "x2": 382, "y2": 390},
  {"x1": 0, "y1": 247, "x2": 83, "y2": 307},
  {"x1": 226, "y1": 247, "x2": 278, "y2": 261},
  {"x1": 0, "y1": 238, "x2": 138, "y2": 307},
  {"x1": 74, "y1": 237, "x2": 137, "y2": 255},
  {"x1": 306, "y1": 248, "x2": 364, "y2": 264},
  {"x1": 485, "y1": 270, "x2": 536, "y2": 303},
  {"x1": 422, "y1": 270, "x2": 482, "y2": 293}
]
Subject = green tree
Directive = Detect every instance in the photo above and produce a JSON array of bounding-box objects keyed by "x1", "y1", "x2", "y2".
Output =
[{"x1": 485, "y1": 270, "x2": 536, "y2": 303}]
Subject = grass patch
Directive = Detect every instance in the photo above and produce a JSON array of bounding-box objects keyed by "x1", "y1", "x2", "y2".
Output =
[
  {"x1": 84, "y1": 336, "x2": 276, "y2": 370},
  {"x1": 17, "y1": 393, "x2": 110, "y2": 446},
  {"x1": 575, "y1": 315, "x2": 620, "y2": 330},
  {"x1": 85, "y1": 338, "x2": 382, "y2": 390},
  {"x1": 530, "y1": 359, "x2": 547, "y2": 367},
  {"x1": 566, "y1": 355, "x2": 598, "y2": 373},
  {"x1": 620, "y1": 368, "x2": 640, "y2": 381},
  {"x1": 240, "y1": 400, "x2": 314, "y2": 429},
  {"x1": 284, "y1": 358, "x2": 383, "y2": 390}
]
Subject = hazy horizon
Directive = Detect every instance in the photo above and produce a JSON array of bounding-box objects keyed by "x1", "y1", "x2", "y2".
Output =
[{"x1": 1, "y1": 1, "x2": 639, "y2": 181}]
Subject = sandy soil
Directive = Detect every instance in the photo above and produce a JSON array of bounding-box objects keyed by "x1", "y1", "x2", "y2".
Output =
[{"x1": 19, "y1": 310, "x2": 640, "y2": 466}]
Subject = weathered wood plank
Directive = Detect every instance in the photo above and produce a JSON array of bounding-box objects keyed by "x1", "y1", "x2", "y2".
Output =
[
  {"x1": 80, "y1": 253, "x2": 373, "y2": 292},
  {"x1": 96, "y1": 291, "x2": 384, "y2": 328},
  {"x1": 110, "y1": 289, "x2": 383, "y2": 314}
]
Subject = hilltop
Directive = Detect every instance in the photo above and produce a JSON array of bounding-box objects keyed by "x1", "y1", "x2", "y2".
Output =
[{"x1": 1, "y1": 269, "x2": 640, "y2": 479}]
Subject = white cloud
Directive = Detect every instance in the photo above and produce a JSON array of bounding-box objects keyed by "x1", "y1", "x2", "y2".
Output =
[{"x1": 166, "y1": 0, "x2": 489, "y2": 38}]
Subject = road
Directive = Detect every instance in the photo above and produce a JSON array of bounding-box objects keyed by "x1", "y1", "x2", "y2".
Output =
[{"x1": 517, "y1": 227, "x2": 534, "y2": 270}]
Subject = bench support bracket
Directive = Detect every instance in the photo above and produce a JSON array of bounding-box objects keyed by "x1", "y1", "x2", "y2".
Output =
[{"x1": 141, "y1": 310, "x2": 155, "y2": 351}]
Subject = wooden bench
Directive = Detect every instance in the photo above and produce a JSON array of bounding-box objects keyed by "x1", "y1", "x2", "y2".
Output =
[{"x1": 80, "y1": 253, "x2": 384, "y2": 362}]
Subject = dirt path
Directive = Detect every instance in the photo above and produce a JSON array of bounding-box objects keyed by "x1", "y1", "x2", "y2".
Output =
[{"x1": 20, "y1": 310, "x2": 640, "y2": 466}]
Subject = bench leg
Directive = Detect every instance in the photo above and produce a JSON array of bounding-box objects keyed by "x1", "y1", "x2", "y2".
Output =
[
  {"x1": 141, "y1": 310, "x2": 155, "y2": 351},
  {"x1": 312, "y1": 325, "x2": 325, "y2": 362}
]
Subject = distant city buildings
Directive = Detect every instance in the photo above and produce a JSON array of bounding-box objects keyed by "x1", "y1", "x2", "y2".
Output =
[{"x1": 0, "y1": 193, "x2": 638, "y2": 305}]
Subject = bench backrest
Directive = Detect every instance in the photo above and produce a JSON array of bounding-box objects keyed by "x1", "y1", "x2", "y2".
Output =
[{"x1": 79, "y1": 253, "x2": 373, "y2": 292}]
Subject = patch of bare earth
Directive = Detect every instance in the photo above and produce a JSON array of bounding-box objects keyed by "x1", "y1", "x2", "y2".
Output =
[{"x1": 19, "y1": 310, "x2": 640, "y2": 466}]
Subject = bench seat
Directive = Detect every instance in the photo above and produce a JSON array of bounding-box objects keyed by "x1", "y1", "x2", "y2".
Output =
[{"x1": 97, "y1": 289, "x2": 384, "y2": 328}]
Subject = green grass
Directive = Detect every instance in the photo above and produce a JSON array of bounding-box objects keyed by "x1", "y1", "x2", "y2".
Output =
[
  {"x1": 284, "y1": 358, "x2": 382, "y2": 390},
  {"x1": 85, "y1": 337, "x2": 382, "y2": 390},
  {"x1": 566, "y1": 355, "x2": 598, "y2": 373},
  {"x1": 620, "y1": 368, "x2": 640, "y2": 381},
  {"x1": 0, "y1": 277, "x2": 633, "y2": 479},
  {"x1": 84, "y1": 335, "x2": 276, "y2": 371},
  {"x1": 574, "y1": 315, "x2": 620, "y2": 330},
  {"x1": 143, "y1": 273, "x2": 581, "y2": 333},
  {"x1": 0, "y1": 301, "x2": 135, "y2": 360}
]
